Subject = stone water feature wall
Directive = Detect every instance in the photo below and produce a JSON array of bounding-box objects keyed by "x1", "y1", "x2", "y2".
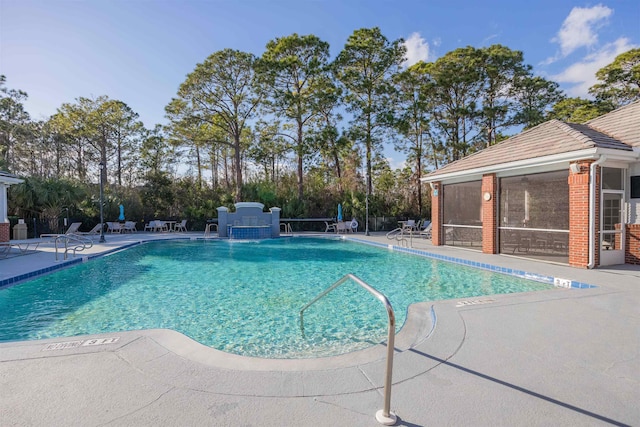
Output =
[{"x1": 217, "y1": 202, "x2": 281, "y2": 239}]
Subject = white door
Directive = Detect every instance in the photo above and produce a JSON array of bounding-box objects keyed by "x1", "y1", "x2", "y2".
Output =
[{"x1": 600, "y1": 191, "x2": 625, "y2": 266}]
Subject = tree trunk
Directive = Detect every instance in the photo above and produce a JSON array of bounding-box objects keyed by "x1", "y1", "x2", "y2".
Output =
[
  {"x1": 366, "y1": 114, "x2": 372, "y2": 195},
  {"x1": 297, "y1": 120, "x2": 304, "y2": 200},
  {"x1": 233, "y1": 134, "x2": 243, "y2": 201},
  {"x1": 117, "y1": 136, "x2": 123, "y2": 186},
  {"x1": 195, "y1": 144, "x2": 202, "y2": 189},
  {"x1": 416, "y1": 133, "x2": 423, "y2": 217}
]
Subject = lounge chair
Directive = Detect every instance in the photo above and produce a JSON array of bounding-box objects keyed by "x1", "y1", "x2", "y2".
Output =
[
  {"x1": 419, "y1": 221, "x2": 432, "y2": 239},
  {"x1": 174, "y1": 220, "x2": 187, "y2": 232},
  {"x1": 0, "y1": 241, "x2": 40, "y2": 258},
  {"x1": 40, "y1": 222, "x2": 82, "y2": 238},
  {"x1": 76, "y1": 223, "x2": 103, "y2": 235}
]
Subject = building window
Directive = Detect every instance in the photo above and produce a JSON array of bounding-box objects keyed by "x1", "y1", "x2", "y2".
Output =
[
  {"x1": 602, "y1": 167, "x2": 624, "y2": 190},
  {"x1": 498, "y1": 170, "x2": 569, "y2": 263},
  {"x1": 630, "y1": 176, "x2": 640, "y2": 199},
  {"x1": 442, "y1": 181, "x2": 482, "y2": 249}
]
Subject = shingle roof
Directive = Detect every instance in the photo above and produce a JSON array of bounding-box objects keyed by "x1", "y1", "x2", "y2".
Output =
[
  {"x1": 587, "y1": 100, "x2": 640, "y2": 147},
  {"x1": 424, "y1": 101, "x2": 639, "y2": 180}
]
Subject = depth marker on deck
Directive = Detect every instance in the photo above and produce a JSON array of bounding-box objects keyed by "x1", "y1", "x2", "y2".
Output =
[{"x1": 42, "y1": 337, "x2": 120, "y2": 351}]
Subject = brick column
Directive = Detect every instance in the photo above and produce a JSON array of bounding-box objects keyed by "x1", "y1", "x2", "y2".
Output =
[
  {"x1": 481, "y1": 174, "x2": 498, "y2": 254},
  {"x1": 568, "y1": 161, "x2": 593, "y2": 268},
  {"x1": 0, "y1": 222, "x2": 9, "y2": 243},
  {"x1": 431, "y1": 181, "x2": 443, "y2": 246},
  {"x1": 625, "y1": 224, "x2": 640, "y2": 265}
]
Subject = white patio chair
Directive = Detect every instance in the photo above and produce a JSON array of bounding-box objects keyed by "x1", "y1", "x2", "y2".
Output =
[
  {"x1": 336, "y1": 222, "x2": 351, "y2": 233},
  {"x1": 174, "y1": 220, "x2": 187, "y2": 232},
  {"x1": 324, "y1": 221, "x2": 337, "y2": 233},
  {"x1": 106, "y1": 222, "x2": 122, "y2": 233},
  {"x1": 123, "y1": 221, "x2": 137, "y2": 233},
  {"x1": 152, "y1": 221, "x2": 168, "y2": 232}
]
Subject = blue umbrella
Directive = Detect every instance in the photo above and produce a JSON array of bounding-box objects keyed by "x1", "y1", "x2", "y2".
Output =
[
  {"x1": 118, "y1": 204, "x2": 125, "y2": 221},
  {"x1": 337, "y1": 203, "x2": 343, "y2": 222}
]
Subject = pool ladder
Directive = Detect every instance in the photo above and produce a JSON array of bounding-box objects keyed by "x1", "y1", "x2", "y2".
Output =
[
  {"x1": 300, "y1": 274, "x2": 397, "y2": 426},
  {"x1": 385, "y1": 227, "x2": 413, "y2": 248},
  {"x1": 54, "y1": 234, "x2": 93, "y2": 261}
]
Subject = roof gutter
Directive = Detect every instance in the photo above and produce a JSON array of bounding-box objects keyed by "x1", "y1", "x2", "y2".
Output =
[
  {"x1": 588, "y1": 156, "x2": 607, "y2": 269},
  {"x1": 421, "y1": 147, "x2": 637, "y2": 184},
  {"x1": 421, "y1": 149, "x2": 600, "y2": 183}
]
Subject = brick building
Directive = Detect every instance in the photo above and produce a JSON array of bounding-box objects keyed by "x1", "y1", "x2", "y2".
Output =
[
  {"x1": 0, "y1": 171, "x2": 23, "y2": 243},
  {"x1": 422, "y1": 101, "x2": 640, "y2": 268}
]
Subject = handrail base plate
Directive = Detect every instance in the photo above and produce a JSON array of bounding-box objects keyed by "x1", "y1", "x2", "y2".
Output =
[{"x1": 376, "y1": 409, "x2": 397, "y2": 425}]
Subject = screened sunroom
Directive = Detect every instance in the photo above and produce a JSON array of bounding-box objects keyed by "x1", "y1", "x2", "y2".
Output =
[{"x1": 423, "y1": 101, "x2": 640, "y2": 268}]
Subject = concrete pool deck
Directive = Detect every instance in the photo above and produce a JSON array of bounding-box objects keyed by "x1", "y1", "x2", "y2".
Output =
[{"x1": 0, "y1": 231, "x2": 638, "y2": 426}]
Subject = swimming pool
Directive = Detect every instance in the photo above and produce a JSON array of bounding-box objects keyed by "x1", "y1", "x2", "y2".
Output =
[{"x1": 0, "y1": 238, "x2": 555, "y2": 358}]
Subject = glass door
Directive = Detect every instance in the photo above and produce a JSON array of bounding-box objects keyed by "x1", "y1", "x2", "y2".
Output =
[{"x1": 600, "y1": 168, "x2": 625, "y2": 266}]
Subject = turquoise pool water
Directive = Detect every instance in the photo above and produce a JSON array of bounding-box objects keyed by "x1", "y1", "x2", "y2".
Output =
[{"x1": 0, "y1": 238, "x2": 554, "y2": 358}]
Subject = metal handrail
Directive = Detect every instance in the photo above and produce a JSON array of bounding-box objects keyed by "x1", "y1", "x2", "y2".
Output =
[
  {"x1": 300, "y1": 274, "x2": 397, "y2": 425},
  {"x1": 385, "y1": 227, "x2": 402, "y2": 239},
  {"x1": 54, "y1": 234, "x2": 93, "y2": 260}
]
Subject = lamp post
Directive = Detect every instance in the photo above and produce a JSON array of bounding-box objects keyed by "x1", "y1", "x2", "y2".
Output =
[{"x1": 98, "y1": 162, "x2": 106, "y2": 243}]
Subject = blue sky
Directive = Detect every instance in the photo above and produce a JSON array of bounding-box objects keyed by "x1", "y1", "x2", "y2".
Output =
[{"x1": 1, "y1": 0, "x2": 639, "y2": 168}]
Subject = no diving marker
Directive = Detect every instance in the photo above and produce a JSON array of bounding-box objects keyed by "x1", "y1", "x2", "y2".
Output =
[{"x1": 42, "y1": 337, "x2": 120, "y2": 351}]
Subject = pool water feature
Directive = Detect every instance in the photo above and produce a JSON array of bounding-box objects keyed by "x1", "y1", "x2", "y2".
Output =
[{"x1": 0, "y1": 238, "x2": 555, "y2": 358}]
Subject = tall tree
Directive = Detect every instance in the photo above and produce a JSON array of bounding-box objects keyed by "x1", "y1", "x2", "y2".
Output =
[
  {"x1": 391, "y1": 61, "x2": 435, "y2": 216},
  {"x1": 104, "y1": 100, "x2": 144, "y2": 187},
  {"x1": 477, "y1": 45, "x2": 529, "y2": 147},
  {"x1": 250, "y1": 121, "x2": 290, "y2": 185},
  {"x1": 549, "y1": 97, "x2": 609, "y2": 123},
  {"x1": 589, "y1": 48, "x2": 640, "y2": 108},
  {"x1": 51, "y1": 96, "x2": 143, "y2": 186},
  {"x1": 333, "y1": 27, "x2": 406, "y2": 195},
  {"x1": 511, "y1": 75, "x2": 565, "y2": 129},
  {"x1": 0, "y1": 75, "x2": 31, "y2": 172},
  {"x1": 307, "y1": 74, "x2": 346, "y2": 192},
  {"x1": 173, "y1": 49, "x2": 262, "y2": 201},
  {"x1": 258, "y1": 33, "x2": 332, "y2": 200},
  {"x1": 424, "y1": 47, "x2": 483, "y2": 162},
  {"x1": 165, "y1": 99, "x2": 211, "y2": 188},
  {"x1": 140, "y1": 124, "x2": 172, "y2": 177}
]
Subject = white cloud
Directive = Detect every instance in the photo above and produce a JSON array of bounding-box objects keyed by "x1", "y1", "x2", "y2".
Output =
[
  {"x1": 551, "y1": 37, "x2": 637, "y2": 97},
  {"x1": 403, "y1": 32, "x2": 430, "y2": 67},
  {"x1": 386, "y1": 156, "x2": 406, "y2": 171},
  {"x1": 553, "y1": 4, "x2": 613, "y2": 58}
]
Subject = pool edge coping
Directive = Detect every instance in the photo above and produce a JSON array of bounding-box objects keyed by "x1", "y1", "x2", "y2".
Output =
[{"x1": 344, "y1": 236, "x2": 597, "y2": 290}]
